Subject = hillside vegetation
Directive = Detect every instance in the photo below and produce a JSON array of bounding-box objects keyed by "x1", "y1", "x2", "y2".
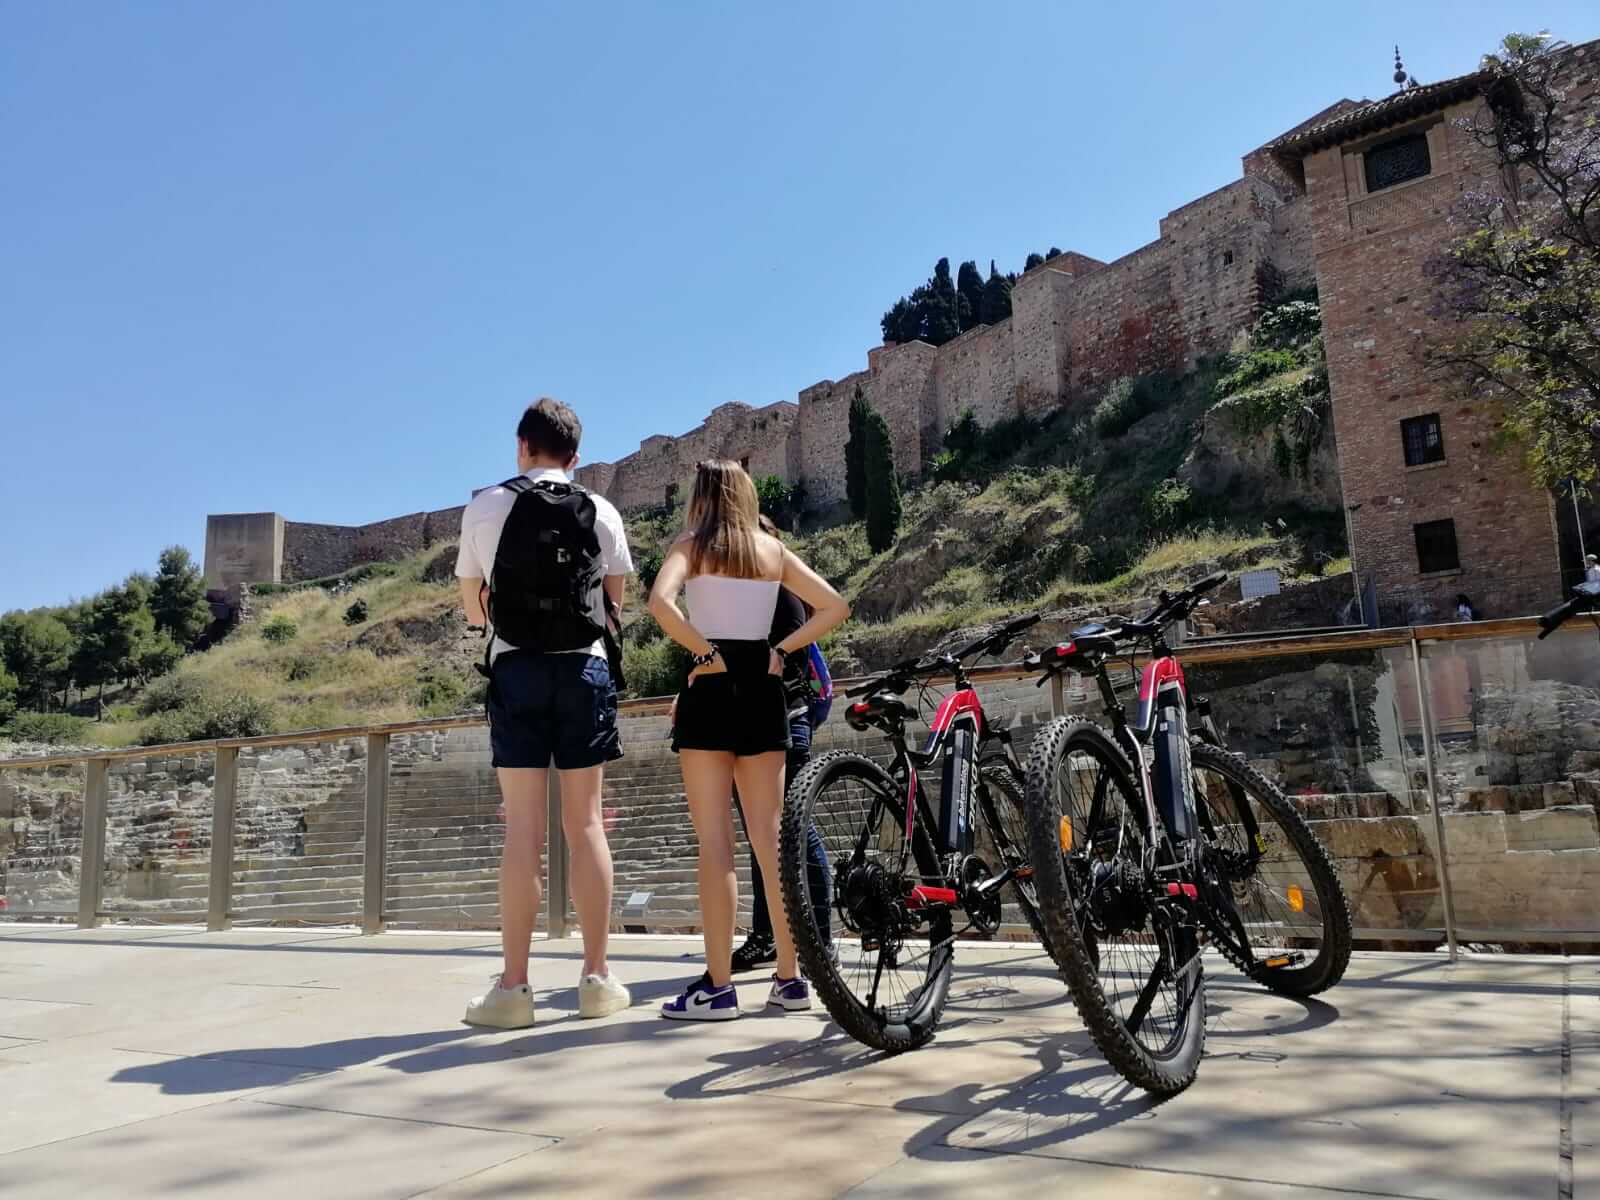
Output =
[{"x1": 2, "y1": 296, "x2": 1342, "y2": 750}]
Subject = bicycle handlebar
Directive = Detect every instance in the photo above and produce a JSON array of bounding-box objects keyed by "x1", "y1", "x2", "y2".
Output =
[
  {"x1": 844, "y1": 612, "x2": 1042, "y2": 699},
  {"x1": 1137, "y1": 570, "x2": 1228, "y2": 629}
]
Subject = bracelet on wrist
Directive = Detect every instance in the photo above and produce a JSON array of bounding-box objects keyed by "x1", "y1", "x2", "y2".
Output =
[{"x1": 691, "y1": 649, "x2": 719, "y2": 669}]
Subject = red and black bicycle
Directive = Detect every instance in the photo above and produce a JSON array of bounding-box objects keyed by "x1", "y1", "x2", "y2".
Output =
[
  {"x1": 779, "y1": 613, "x2": 1046, "y2": 1052},
  {"x1": 1023, "y1": 571, "x2": 1352, "y2": 1093}
]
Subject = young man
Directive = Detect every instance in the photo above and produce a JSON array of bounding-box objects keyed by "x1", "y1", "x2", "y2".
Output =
[{"x1": 456, "y1": 397, "x2": 633, "y2": 1027}]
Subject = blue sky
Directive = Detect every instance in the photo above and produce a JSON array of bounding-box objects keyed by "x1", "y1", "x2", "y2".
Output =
[{"x1": 3, "y1": 1, "x2": 1594, "y2": 611}]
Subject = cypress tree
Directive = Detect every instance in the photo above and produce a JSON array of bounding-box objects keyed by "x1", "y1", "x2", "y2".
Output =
[
  {"x1": 845, "y1": 386, "x2": 870, "y2": 519},
  {"x1": 925, "y1": 258, "x2": 960, "y2": 345},
  {"x1": 863, "y1": 409, "x2": 901, "y2": 553},
  {"x1": 979, "y1": 260, "x2": 1012, "y2": 325},
  {"x1": 956, "y1": 260, "x2": 984, "y2": 332}
]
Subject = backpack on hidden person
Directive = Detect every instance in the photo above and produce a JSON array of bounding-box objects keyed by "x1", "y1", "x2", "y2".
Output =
[{"x1": 480, "y1": 477, "x2": 626, "y2": 689}]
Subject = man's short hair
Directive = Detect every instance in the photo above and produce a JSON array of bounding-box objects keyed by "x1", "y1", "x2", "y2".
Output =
[{"x1": 517, "y1": 398, "x2": 582, "y2": 463}]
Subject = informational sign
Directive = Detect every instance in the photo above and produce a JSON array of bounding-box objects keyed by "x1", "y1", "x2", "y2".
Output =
[{"x1": 1240, "y1": 569, "x2": 1282, "y2": 601}]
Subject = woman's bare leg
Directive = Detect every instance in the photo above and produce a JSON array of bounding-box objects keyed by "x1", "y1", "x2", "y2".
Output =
[
  {"x1": 681, "y1": 749, "x2": 738, "y2": 987},
  {"x1": 733, "y1": 751, "x2": 798, "y2": 981}
]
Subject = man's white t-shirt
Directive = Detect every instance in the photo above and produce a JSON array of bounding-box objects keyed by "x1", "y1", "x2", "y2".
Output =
[{"x1": 455, "y1": 467, "x2": 634, "y2": 660}]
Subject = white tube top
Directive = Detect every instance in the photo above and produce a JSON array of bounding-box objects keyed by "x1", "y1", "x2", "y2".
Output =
[{"x1": 685, "y1": 575, "x2": 781, "y2": 640}]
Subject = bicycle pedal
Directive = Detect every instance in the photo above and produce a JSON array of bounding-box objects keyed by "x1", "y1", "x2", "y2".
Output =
[
  {"x1": 1165, "y1": 882, "x2": 1199, "y2": 901},
  {"x1": 1262, "y1": 952, "x2": 1306, "y2": 969},
  {"x1": 1014, "y1": 867, "x2": 1034, "y2": 880}
]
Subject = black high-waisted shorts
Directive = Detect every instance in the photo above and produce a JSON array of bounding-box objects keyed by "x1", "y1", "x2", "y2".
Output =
[{"x1": 671, "y1": 639, "x2": 792, "y2": 757}]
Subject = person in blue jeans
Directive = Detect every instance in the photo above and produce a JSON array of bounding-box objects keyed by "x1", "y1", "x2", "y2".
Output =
[{"x1": 731, "y1": 582, "x2": 832, "y2": 972}]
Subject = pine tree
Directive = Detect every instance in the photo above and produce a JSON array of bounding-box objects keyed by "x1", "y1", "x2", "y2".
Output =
[
  {"x1": 925, "y1": 258, "x2": 960, "y2": 345},
  {"x1": 1046, "y1": 246, "x2": 1063, "y2": 260},
  {"x1": 863, "y1": 409, "x2": 902, "y2": 553},
  {"x1": 1024, "y1": 252, "x2": 1045, "y2": 271},
  {"x1": 979, "y1": 260, "x2": 1013, "y2": 325},
  {"x1": 845, "y1": 386, "x2": 870, "y2": 519},
  {"x1": 956, "y1": 260, "x2": 984, "y2": 332},
  {"x1": 151, "y1": 546, "x2": 211, "y2": 647},
  {"x1": 0, "y1": 610, "x2": 72, "y2": 711}
]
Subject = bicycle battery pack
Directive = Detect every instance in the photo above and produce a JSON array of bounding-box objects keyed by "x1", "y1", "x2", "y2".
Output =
[
  {"x1": 1152, "y1": 705, "x2": 1196, "y2": 841},
  {"x1": 939, "y1": 727, "x2": 976, "y2": 855}
]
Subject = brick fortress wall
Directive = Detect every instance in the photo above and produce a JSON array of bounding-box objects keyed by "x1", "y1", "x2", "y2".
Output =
[{"x1": 576, "y1": 143, "x2": 1320, "y2": 512}]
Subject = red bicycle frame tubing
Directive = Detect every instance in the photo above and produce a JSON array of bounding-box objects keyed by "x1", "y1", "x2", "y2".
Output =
[{"x1": 1134, "y1": 657, "x2": 1186, "y2": 732}]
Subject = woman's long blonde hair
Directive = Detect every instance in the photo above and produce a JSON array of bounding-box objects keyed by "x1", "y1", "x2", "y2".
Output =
[{"x1": 686, "y1": 460, "x2": 763, "y2": 578}]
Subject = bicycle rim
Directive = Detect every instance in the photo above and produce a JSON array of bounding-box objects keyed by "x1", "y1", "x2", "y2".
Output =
[
  {"x1": 1030, "y1": 721, "x2": 1204, "y2": 1078},
  {"x1": 1190, "y1": 742, "x2": 1352, "y2": 993},
  {"x1": 784, "y1": 752, "x2": 952, "y2": 1049}
]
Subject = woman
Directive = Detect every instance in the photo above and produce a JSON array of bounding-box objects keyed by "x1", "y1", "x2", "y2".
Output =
[{"x1": 648, "y1": 461, "x2": 849, "y2": 1020}]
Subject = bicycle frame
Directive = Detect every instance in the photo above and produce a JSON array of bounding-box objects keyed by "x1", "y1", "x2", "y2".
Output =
[{"x1": 855, "y1": 679, "x2": 1024, "y2": 907}]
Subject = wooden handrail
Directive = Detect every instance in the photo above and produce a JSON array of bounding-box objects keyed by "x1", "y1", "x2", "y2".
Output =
[{"x1": 0, "y1": 614, "x2": 1572, "y2": 771}]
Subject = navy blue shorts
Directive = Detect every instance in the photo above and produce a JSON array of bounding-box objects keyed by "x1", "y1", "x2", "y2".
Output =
[{"x1": 487, "y1": 652, "x2": 621, "y2": 770}]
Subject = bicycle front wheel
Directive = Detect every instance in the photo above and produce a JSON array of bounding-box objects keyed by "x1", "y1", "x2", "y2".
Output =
[
  {"x1": 1025, "y1": 717, "x2": 1205, "y2": 1095},
  {"x1": 1190, "y1": 741, "x2": 1352, "y2": 996},
  {"x1": 781, "y1": 751, "x2": 953, "y2": 1053}
]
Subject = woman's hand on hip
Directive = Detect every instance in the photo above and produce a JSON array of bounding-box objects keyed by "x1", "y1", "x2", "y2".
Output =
[
  {"x1": 768, "y1": 647, "x2": 785, "y2": 677},
  {"x1": 687, "y1": 651, "x2": 727, "y2": 685}
]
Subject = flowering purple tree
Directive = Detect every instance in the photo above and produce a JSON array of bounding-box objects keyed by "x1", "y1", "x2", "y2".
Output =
[{"x1": 1429, "y1": 33, "x2": 1600, "y2": 490}]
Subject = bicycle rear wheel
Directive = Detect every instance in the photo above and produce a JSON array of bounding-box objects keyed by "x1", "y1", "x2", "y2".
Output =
[
  {"x1": 974, "y1": 755, "x2": 1056, "y2": 963},
  {"x1": 1190, "y1": 741, "x2": 1352, "y2": 996},
  {"x1": 1025, "y1": 718, "x2": 1205, "y2": 1095},
  {"x1": 781, "y1": 751, "x2": 953, "y2": 1053}
]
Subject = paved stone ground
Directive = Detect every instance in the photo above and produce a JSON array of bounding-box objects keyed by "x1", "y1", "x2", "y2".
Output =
[{"x1": 0, "y1": 924, "x2": 1592, "y2": 1198}]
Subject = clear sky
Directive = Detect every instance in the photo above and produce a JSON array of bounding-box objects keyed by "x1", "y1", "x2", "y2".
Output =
[{"x1": 3, "y1": 1, "x2": 1594, "y2": 611}]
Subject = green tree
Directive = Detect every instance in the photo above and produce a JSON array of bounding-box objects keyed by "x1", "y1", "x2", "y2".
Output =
[
  {"x1": 150, "y1": 546, "x2": 212, "y2": 646},
  {"x1": 956, "y1": 260, "x2": 984, "y2": 332},
  {"x1": 979, "y1": 260, "x2": 1012, "y2": 325},
  {"x1": 1046, "y1": 246, "x2": 1063, "y2": 260},
  {"x1": 845, "y1": 386, "x2": 870, "y2": 519},
  {"x1": 754, "y1": 474, "x2": 789, "y2": 523},
  {"x1": 71, "y1": 578, "x2": 155, "y2": 713},
  {"x1": 136, "y1": 632, "x2": 183, "y2": 682},
  {"x1": 1024, "y1": 252, "x2": 1045, "y2": 271},
  {"x1": 925, "y1": 258, "x2": 960, "y2": 345},
  {"x1": 863, "y1": 409, "x2": 902, "y2": 552},
  {"x1": 1428, "y1": 34, "x2": 1600, "y2": 490},
  {"x1": 0, "y1": 611, "x2": 73, "y2": 710},
  {"x1": 0, "y1": 660, "x2": 17, "y2": 727}
]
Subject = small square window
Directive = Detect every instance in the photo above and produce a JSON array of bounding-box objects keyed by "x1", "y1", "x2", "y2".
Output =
[
  {"x1": 1222, "y1": 250, "x2": 1234, "y2": 266},
  {"x1": 1401, "y1": 413, "x2": 1444, "y2": 466},
  {"x1": 1415, "y1": 519, "x2": 1460, "y2": 574},
  {"x1": 1365, "y1": 131, "x2": 1431, "y2": 192}
]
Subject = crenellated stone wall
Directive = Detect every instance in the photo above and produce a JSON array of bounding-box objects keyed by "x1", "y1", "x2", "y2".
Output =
[{"x1": 572, "y1": 140, "x2": 1318, "y2": 513}]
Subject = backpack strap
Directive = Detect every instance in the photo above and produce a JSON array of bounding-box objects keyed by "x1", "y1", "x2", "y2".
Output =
[{"x1": 499, "y1": 475, "x2": 535, "y2": 494}]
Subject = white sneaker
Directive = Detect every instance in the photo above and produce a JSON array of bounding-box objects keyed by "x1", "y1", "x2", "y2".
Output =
[
  {"x1": 579, "y1": 972, "x2": 631, "y2": 1019},
  {"x1": 464, "y1": 976, "x2": 536, "y2": 1028}
]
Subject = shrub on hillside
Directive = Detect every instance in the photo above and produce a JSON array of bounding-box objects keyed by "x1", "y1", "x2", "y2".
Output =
[
  {"x1": 137, "y1": 673, "x2": 207, "y2": 716},
  {"x1": 343, "y1": 599, "x2": 370, "y2": 626},
  {"x1": 140, "y1": 687, "x2": 276, "y2": 746},
  {"x1": 260, "y1": 615, "x2": 298, "y2": 644},
  {"x1": 414, "y1": 666, "x2": 468, "y2": 717},
  {"x1": 1253, "y1": 299, "x2": 1320, "y2": 351},
  {"x1": 1091, "y1": 372, "x2": 1178, "y2": 438},
  {"x1": 622, "y1": 638, "x2": 693, "y2": 700},
  {"x1": 7, "y1": 711, "x2": 93, "y2": 745}
]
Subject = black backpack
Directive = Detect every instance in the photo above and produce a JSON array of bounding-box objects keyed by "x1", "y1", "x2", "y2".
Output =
[{"x1": 486, "y1": 478, "x2": 608, "y2": 654}]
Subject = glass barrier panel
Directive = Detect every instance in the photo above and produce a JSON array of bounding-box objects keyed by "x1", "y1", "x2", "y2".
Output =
[
  {"x1": 99, "y1": 750, "x2": 211, "y2": 920},
  {"x1": 231, "y1": 738, "x2": 367, "y2": 926},
  {"x1": 1186, "y1": 644, "x2": 1449, "y2": 943},
  {"x1": 1, "y1": 761, "x2": 86, "y2": 920},
  {"x1": 384, "y1": 728, "x2": 510, "y2": 930},
  {"x1": 1418, "y1": 624, "x2": 1600, "y2": 944}
]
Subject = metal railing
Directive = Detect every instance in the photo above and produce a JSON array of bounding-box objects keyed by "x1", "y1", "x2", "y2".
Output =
[{"x1": 3, "y1": 615, "x2": 1599, "y2": 956}]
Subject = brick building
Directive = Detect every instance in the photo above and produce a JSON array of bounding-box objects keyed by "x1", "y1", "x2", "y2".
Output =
[{"x1": 1267, "y1": 44, "x2": 1600, "y2": 619}]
